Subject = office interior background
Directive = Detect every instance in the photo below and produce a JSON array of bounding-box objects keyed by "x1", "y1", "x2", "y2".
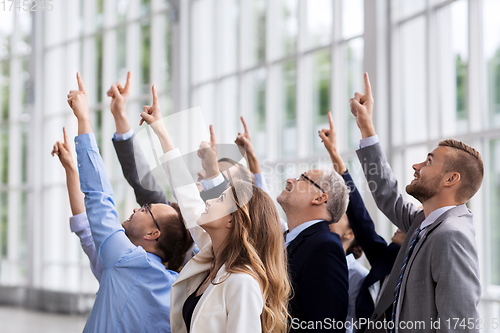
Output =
[{"x1": 0, "y1": 0, "x2": 499, "y2": 329}]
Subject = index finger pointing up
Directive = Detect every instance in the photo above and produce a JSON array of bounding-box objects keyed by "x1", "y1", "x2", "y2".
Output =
[
  {"x1": 364, "y1": 72, "x2": 372, "y2": 97},
  {"x1": 63, "y1": 127, "x2": 68, "y2": 144},
  {"x1": 152, "y1": 85, "x2": 158, "y2": 106},
  {"x1": 209, "y1": 125, "x2": 216, "y2": 147},
  {"x1": 328, "y1": 111, "x2": 334, "y2": 130},
  {"x1": 124, "y1": 71, "x2": 131, "y2": 92},
  {"x1": 77, "y1": 72, "x2": 86, "y2": 93},
  {"x1": 240, "y1": 116, "x2": 249, "y2": 134}
]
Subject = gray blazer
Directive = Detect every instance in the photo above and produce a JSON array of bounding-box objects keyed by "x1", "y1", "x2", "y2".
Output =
[{"x1": 357, "y1": 143, "x2": 480, "y2": 333}]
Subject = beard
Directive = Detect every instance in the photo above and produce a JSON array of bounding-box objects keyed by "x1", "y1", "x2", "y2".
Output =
[{"x1": 406, "y1": 174, "x2": 441, "y2": 203}]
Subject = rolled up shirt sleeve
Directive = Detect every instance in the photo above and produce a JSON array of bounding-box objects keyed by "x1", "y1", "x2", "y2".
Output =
[{"x1": 69, "y1": 212, "x2": 103, "y2": 282}]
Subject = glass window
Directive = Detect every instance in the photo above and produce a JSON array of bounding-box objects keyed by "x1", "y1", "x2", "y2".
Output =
[
  {"x1": 241, "y1": 0, "x2": 267, "y2": 68},
  {"x1": 140, "y1": 20, "x2": 151, "y2": 94},
  {"x1": 217, "y1": 0, "x2": 239, "y2": 76},
  {"x1": 273, "y1": 0, "x2": 298, "y2": 59},
  {"x1": 400, "y1": 16, "x2": 427, "y2": 144},
  {"x1": 489, "y1": 139, "x2": 500, "y2": 285},
  {"x1": 342, "y1": 0, "x2": 363, "y2": 39},
  {"x1": 483, "y1": 0, "x2": 500, "y2": 128},
  {"x1": 191, "y1": 0, "x2": 215, "y2": 83},
  {"x1": 280, "y1": 60, "x2": 297, "y2": 157},
  {"x1": 311, "y1": 50, "x2": 331, "y2": 154},
  {"x1": 306, "y1": 0, "x2": 332, "y2": 49},
  {"x1": 437, "y1": 0, "x2": 469, "y2": 136},
  {"x1": 346, "y1": 38, "x2": 364, "y2": 151},
  {"x1": 392, "y1": 0, "x2": 426, "y2": 21}
]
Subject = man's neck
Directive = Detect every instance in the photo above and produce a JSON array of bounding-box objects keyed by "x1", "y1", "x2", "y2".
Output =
[
  {"x1": 422, "y1": 195, "x2": 460, "y2": 219},
  {"x1": 286, "y1": 213, "x2": 328, "y2": 232}
]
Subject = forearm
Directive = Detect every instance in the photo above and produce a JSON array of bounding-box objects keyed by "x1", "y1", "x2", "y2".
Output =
[
  {"x1": 152, "y1": 122, "x2": 175, "y2": 153},
  {"x1": 65, "y1": 165, "x2": 85, "y2": 216},
  {"x1": 112, "y1": 138, "x2": 168, "y2": 206},
  {"x1": 327, "y1": 148, "x2": 346, "y2": 175},
  {"x1": 78, "y1": 116, "x2": 93, "y2": 135},
  {"x1": 246, "y1": 152, "x2": 261, "y2": 174},
  {"x1": 113, "y1": 113, "x2": 131, "y2": 135},
  {"x1": 76, "y1": 133, "x2": 126, "y2": 258},
  {"x1": 360, "y1": 124, "x2": 376, "y2": 139}
]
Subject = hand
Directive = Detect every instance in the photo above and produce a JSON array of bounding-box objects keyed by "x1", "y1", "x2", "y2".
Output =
[
  {"x1": 318, "y1": 111, "x2": 346, "y2": 174},
  {"x1": 350, "y1": 72, "x2": 375, "y2": 138},
  {"x1": 318, "y1": 111, "x2": 338, "y2": 153},
  {"x1": 234, "y1": 116, "x2": 255, "y2": 157},
  {"x1": 140, "y1": 85, "x2": 162, "y2": 125},
  {"x1": 197, "y1": 125, "x2": 219, "y2": 179},
  {"x1": 67, "y1": 72, "x2": 89, "y2": 120},
  {"x1": 51, "y1": 127, "x2": 75, "y2": 170},
  {"x1": 107, "y1": 71, "x2": 131, "y2": 117}
]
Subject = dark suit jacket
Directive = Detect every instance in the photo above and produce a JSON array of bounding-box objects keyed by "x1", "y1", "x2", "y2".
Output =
[
  {"x1": 112, "y1": 137, "x2": 227, "y2": 205},
  {"x1": 288, "y1": 221, "x2": 349, "y2": 332},
  {"x1": 342, "y1": 171, "x2": 400, "y2": 332}
]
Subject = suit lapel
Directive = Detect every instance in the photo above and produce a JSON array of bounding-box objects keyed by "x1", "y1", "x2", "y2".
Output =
[
  {"x1": 173, "y1": 245, "x2": 213, "y2": 288},
  {"x1": 189, "y1": 264, "x2": 229, "y2": 330},
  {"x1": 287, "y1": 221, "x2": 330, "y2": 258},
  {"x1": 398, "y1": 205, "x2": 470, "y2": 297},
  {"x1": 372, "y1": 213, "x2": 425, "y2": 318}
]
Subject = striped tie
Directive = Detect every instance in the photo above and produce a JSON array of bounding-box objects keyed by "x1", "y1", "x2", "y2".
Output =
[{"x1": 390, "y1": 226, "x2": 422, "y2": 333}]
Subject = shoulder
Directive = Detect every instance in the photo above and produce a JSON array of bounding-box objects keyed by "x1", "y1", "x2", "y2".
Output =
[{"x1": 224, "y1": 271, "x2": 261, "y2": 291}]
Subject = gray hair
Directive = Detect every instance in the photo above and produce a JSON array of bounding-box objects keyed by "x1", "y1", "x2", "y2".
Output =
[{"x1": 316, "y1": 169, "x2": 349, "y2": 224}]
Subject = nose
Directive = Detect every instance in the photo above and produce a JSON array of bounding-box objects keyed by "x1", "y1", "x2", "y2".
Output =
[
  {"x1": 286, "y1": 178, "x2": 295, "y2": 184},
  {"x1": 412, "y1": 162, "x2": 424, "y2": 171},
  {"x1": 133, "y1": 208, "x2": 139, "y2": 213}
]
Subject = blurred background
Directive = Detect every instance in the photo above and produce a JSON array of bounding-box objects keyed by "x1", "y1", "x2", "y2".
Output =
[{"x1": 0, "y1": 0, "x2": 499, "y2": 331}]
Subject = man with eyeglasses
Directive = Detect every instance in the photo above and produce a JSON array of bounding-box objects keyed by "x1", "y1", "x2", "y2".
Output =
[
  {"x1": 277, "y1": 162, "x2": 350, "y2": 332},
  {"x1": 66, "y1": 73, "x2": 193, "y2": 333}
]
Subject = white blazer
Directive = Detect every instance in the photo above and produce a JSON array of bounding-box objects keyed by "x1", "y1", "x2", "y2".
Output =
[
  {"x1": 160, "y1": 149, "x2": 264, "y2": 333},
  {"x1": 170, "y1": 243, "x2": 264, "y2": 333}
]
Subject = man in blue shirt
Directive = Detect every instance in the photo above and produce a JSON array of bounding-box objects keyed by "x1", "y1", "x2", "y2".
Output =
[{"x1": 67, "y1": 72, "x2": 191, "y2": 333}]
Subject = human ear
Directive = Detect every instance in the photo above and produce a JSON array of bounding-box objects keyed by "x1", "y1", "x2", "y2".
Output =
[
  {"x1": 444, "y1": 172, "x2": 460, "y2": 187},
  {"x1": 144, "y1": 229, "x2": 160, "y2": 241}
]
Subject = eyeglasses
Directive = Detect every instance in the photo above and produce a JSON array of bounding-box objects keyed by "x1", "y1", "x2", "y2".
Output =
[
  {"x1": 296, "y1": 173, "x2": 326, "y2": 193},
  {"x1": 141, "y1": 204, "x2": 160, "y2": 241}
]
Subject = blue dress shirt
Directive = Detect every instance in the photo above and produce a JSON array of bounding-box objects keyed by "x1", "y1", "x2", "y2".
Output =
[{"x1": 76, "y1": 133, "x2": 177, "y2": 333}]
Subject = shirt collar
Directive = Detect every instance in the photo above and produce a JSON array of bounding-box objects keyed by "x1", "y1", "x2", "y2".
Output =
[
  {"x1": 420, "y1": 205, "x2": 457, "y2": 231},
  {"x1": 285, "y1": 219, "x2": 324, "y2": 247},
  {"x1": 345, "y1": 253, "x2": 356, "y2": 267},
  {"x1": 147, "y1": 252, "x2": 163, "y2": 265}
]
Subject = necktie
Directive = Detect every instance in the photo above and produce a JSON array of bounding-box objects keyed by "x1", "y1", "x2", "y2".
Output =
[{"x1": 390, "y1": 226, "x2": 422, "y2": 333}]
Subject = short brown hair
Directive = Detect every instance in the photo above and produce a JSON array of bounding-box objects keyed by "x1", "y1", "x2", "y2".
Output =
[
  {"x1": 438, "y1": 139, "x2": 484, "y2": 203},
  {"x1": 157, "y1": 202, "x2": 193, "y2": 264}
]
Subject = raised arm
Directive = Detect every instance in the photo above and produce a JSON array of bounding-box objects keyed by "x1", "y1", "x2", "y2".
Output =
[
  {"x1": 140, "y1": 85, "x2": 210, "y2": 249},
  {"x1": 107, "y1": 72, "x2": 168, "y2": 206},
  {"x1": 319, "y1": 111, "x2": 388, "y2": 264},
  {"x1": 351, "y1": 73, "x2": 421, "y2": 233},
  {"x1": 51, "y1": 127, "x2": 103, "y2": 281},
  {"x1": 68, "y1": 72, "x2": 136, "y2": 267}
]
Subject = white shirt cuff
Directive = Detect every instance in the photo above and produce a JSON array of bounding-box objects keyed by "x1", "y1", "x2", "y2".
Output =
[
  {"x1": 200, "y1": 173, "x2": 224, "y2": 191},
  {"x1": 69, "y1": 212, "x2": 89, "y2": 233},
  {"x1": 359, "y1": 135, "x2": 379, "y2": 148},
  {"x1": 113, "y1": 129, "x2": 134, "y2": 141}
]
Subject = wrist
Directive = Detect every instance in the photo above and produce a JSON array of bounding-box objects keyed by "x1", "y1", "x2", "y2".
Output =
[
  {"x1": 113, "y1": 114, "x2": 131, "y2": 134},
  {"x1": 64, "y1": 164, "x2": 77, "y2": 172},
  {"x1": 205, "y1": 168, "x2": 220, "y2": 180},
  {"x1": 360, "y1": 124, "x2": 376, "y2": 139}
]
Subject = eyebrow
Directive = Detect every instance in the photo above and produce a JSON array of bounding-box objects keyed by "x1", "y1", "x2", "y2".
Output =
[{"x1": 427, "y1": 153, "x2": 434, "y2": 159}]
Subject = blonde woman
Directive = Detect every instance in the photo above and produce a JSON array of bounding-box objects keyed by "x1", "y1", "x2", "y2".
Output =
[{"x1": 140, "y1": 86, "x2": 290, "y2": 333}]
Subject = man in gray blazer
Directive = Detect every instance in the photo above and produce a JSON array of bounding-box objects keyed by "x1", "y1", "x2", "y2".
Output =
[{"x1": 349, "y1": 73, "x2": 482, "y2": 333}]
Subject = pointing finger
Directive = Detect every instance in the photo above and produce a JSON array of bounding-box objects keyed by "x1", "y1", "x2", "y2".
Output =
[{"x1": 76, "y1": 72, "x2": 86, "y2": 94}]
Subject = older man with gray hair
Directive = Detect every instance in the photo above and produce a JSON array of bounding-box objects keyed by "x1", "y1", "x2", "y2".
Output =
[{"x1": 278, "y1": 167, "x2": 350, "y2": 332}]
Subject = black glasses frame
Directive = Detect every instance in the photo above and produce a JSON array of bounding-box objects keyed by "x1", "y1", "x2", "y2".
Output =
[
  {"x1": 143, "y1": 204, "x2": 160, "y2": 241},
  {"x1": 298, "y1": 173, "x2": 326, "y2": 193}
]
